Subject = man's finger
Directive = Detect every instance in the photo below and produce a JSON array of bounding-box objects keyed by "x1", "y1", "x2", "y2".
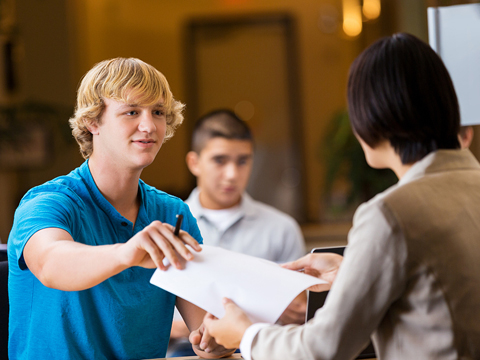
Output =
[
  {"x1": 163, "y1": 222, "x2": 202, "y2": 252},
  {"x1": 189, "y1": 328, "x2": 203, "y2": 346},
  {"x1": 140, "y1": 236, "x2": 167, "y2": 270},
  {"x1": 149, "y1": 230, "x2": 183, "y2": 269},
  {"x1": 177, "y1": 230, "x2": 202, "y2": 252},
  {"x1": 201, "y1": 322, "x2": 216, "y2": 351},
  {"x1": 154, "y1": 224, "x2": 193, "y2": 263},
  {"x1": 157, "y1": 223, "x2": 202, "y2": 262}
]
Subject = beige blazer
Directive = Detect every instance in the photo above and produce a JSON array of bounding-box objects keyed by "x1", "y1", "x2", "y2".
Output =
[{"x1": 251, "y1": 149, "x2": 480, "y2": 360}]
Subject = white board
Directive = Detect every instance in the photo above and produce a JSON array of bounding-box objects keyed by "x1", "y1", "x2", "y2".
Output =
[{"x1": 428, "y1": 3, "x2": 480, "y2": 126}]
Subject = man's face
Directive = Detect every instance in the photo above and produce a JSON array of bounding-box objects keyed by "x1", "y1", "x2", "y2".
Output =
[
  {"x1": 89, "y1": 97, "x2": 167, "y2": 171},
  {"x1": 187, "y1": 138, "x2": 254, "y2": 209}
]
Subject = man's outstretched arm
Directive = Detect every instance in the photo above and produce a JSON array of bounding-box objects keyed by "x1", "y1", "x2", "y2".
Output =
[{"x1": 24, "y1": 221, "x2": 201, "y2": 291}]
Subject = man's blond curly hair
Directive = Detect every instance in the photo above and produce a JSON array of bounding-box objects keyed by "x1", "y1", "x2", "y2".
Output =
[{"x1": 69, "y1": 58, "x2": 185, "y2": 159}]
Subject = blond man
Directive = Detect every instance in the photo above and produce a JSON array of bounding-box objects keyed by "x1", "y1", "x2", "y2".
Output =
[{"x1": 7, "y1": 58, "x2": 233, "y2": 359}]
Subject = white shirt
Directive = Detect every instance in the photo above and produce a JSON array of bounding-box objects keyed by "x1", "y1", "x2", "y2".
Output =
[
  {"x1": 185, "y1": 188, "x2": 306, "y2": 263},
  {"x1": 201, "y1": 206, "x2": 242, "y2": 233}
]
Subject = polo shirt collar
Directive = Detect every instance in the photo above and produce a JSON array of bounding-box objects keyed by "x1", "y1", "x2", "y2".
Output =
[{"x1": 239, "y1": 192, "x2": 258, "y2": 218}]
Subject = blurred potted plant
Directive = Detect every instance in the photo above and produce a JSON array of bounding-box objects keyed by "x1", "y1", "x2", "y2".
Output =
[{"x1": 320, "y1": 109, "x2": 397, "y2": 221}]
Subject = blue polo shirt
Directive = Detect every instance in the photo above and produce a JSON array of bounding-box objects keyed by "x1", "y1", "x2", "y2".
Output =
[{"x1": 7, "y1": 161, "x2": 202, "y2": 360}]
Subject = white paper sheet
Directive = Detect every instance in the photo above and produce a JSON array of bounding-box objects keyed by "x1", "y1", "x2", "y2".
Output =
[{"x1": 150, "y1": 245, "x2": 326, "y2": 324}]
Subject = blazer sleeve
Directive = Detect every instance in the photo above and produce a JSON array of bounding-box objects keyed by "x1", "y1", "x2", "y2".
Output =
[{"x1": 250, "y1": 198, "x2": 408, "y2": 360}]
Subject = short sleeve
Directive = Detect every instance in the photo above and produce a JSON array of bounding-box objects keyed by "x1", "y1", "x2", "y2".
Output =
[
  {"x1": 181, "y1": 202, "x2": 203, "y2": 245},
  {"x1": 9, "y1": 190, "x2": 79, "y2": 270}
]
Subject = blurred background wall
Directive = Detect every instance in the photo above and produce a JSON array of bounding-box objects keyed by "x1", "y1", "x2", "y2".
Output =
[{"x1": 0, "y1": 0, "x2": 478, "y2": 245}]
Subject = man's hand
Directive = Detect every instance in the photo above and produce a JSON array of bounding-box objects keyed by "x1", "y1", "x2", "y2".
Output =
[
  {"x1": 282, "y1": 253, "x2": 343, "y2": 292},
  {"x1": 177, "y1": 298, "x2": 235, "y2": 358},
  {"x1": 278, "y1": 290, "x2": 307, "y2": 325},
  {"x1": 189, "y1": 322, "x2": 237, "y2": 358},
  {"x1": 118, "y1": 220, "x2": 202, "y2": 270},
  {"x1": 203, "y1": 298, "x2": 252, "y2": 350}
]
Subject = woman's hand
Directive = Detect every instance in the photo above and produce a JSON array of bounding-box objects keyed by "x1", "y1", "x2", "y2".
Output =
[
  {"x1": 203, "y1": 298, "x2": 253, "y2": 350},
  {"x1": 282, "y1": 253, "x2": 343, "y2": 292}
]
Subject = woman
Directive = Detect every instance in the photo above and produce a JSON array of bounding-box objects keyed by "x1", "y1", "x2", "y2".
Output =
[{"x1": 203, "y1": 33, "x2": 480, "y2": 360}]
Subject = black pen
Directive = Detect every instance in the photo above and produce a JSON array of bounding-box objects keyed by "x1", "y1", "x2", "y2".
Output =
[{"x1": 174, "y1": 214, "x2": 183, "y2": 236}]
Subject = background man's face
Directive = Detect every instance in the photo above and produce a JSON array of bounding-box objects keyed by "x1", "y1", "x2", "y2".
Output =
[{"x1": 189, "y1": 138, "x2": 253, "y2": 209}]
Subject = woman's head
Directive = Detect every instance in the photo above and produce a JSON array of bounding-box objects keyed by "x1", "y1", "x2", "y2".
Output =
[
  {"x1": 347, "y1": 33, "x2": 460, "y2": 164},
  {"x1": 69, "y1": 58, "x2": 184, "y2": 159}
]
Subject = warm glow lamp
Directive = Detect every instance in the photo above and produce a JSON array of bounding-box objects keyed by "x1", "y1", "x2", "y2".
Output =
[
  {"x1": 363, "y1": 0, "x2": 381, "y2": 20},
  {"x1": 342, "y1": 0, "x2": 362, "y2": 37}
]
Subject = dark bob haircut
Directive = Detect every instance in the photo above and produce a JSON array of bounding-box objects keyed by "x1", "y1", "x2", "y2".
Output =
[
  {"x1": 347, "y1": 33, "x2": 460, "y2": 164},
  {"x1": 191, "y1": 109, "x2": 253, "y2": 153}
]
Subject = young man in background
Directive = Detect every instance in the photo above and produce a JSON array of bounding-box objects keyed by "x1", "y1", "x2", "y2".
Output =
[
  {"x1": 168, "y1": 109, "x2": 306, "y2": 356},
  {"x1": 185, "y1": 109, "x2": 306, "y2": 264}
]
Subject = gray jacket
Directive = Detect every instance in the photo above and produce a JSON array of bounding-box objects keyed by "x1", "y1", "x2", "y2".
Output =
[{"x1": 248, "y1": 149, "x2": 480, "y2": 360}]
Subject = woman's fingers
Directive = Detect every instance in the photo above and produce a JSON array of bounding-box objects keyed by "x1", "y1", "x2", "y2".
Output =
[{"x1": 282, "y1": 255, "x2": 311, "y2": 271}]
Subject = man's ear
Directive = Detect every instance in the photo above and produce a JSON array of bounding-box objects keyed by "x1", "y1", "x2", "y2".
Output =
[
  {"x1": 85, "y1": 119, "x2": 99, "y2": 135},
  {"x1": 186, "y1": 151, "x2": 201, "y2": 177}
]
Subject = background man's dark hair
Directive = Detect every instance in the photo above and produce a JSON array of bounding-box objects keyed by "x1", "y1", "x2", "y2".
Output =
[
  {"x1": 347, "y1": 32, "x2": 460, "y2": 164},
  {"x1": 191, "y1": 109, "x2": 253, "y2": 153}
]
